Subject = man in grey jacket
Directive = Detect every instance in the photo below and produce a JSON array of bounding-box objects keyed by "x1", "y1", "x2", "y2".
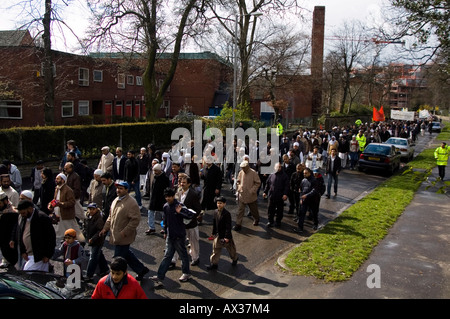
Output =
[{"x1": 100, "y1": 181, "x2": 149, "y2": 281}]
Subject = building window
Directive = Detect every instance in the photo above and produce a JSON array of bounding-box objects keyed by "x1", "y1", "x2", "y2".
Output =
[
  {"x1": 78, "y1": 100, "x2": 89, "y2": 116},
  {"x1": 0, "y1": 100, "x2": 22, "y2": 119},
  {"x1": 127, "y1": 75, "x2": 134, "y2": 85},
  {"x1": 40, "y1": 62, "x2": 56, "y2": 77},
  {"x1": 79, "y1": 68, "x2": 89, "y2": 86},
  {"x1": 136, "y1": 76, "x2": 143, "y2": 86},
  {"x1": 93, "y1": 70, "x2": 103, "y2": 82},
  {"x1": 158, "y1": 79, "x2": 170, "y2": 92},
  {"x1": 118, "y1": 74, "x2": 125, "y2": 89},
  {"x1": 62, "y1": 101, "x2": 74, "y2": 117}
]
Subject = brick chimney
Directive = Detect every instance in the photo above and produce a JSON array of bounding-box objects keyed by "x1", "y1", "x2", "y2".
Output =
[{"x1": 310, "y1": 6, "x2": 325, "y2": 118}]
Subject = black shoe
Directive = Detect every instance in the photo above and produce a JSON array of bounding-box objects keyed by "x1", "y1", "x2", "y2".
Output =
[
  {"x1": 145, "y1": 229, "x2": 155, "y2": 235},
  {"x1": 232, "y1": 225, "x2": 241, "y2": 231},
  {"x1": 292, "y1": 227, "x2": 303, "y2": 234},
  {"x1": 206, "y1": 264, "x2": 218, "y2": 270},
  {"x1": 312, "y1": 225, "x2": 318, "y2": 230},
  {"x1": 266, "y1": 222, "x2": 274, "y2": 227},
  {"x1": 232, "y1": 258, "x2": 238, "y2": 266},
  {"x1": 275, "y1": 221, "x2": 281, "y2": 227},
  {"x1": 325, "y1": 195, "x2": 330, "y2": 199},
  {"x1": 135, "y1": 267, "x2": 149, "y2": 281}
]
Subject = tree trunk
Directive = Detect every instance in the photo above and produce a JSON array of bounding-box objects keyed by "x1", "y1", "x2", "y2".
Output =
[{"x1": 43, "y1": 0, "x2": 54, "y2": 125}]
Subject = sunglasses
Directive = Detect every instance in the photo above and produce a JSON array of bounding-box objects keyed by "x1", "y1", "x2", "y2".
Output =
[{"x1": 64, "y1": 236, "x2": 75, "y2": 239}]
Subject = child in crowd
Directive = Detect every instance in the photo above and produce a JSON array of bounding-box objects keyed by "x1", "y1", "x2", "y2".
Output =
[
  {"x1": 206, "y1": 196, "x2": 238, "y2": 270},
  {"x1": 52, "y1": 228, "x2": 87, "y2": 278}
]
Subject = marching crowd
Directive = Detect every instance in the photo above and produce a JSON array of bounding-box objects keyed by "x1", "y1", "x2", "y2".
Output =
[{"x1": 0, "y1": 116, "x2": 447, "y2": 299}]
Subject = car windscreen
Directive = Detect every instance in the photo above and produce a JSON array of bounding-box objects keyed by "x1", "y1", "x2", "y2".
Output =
[
  {"x1": 364, "y1": 144, "x2": 390, "y2": 155},
  {"x1": 387, "y1": 138, "x2": 407, "y2": 146}
]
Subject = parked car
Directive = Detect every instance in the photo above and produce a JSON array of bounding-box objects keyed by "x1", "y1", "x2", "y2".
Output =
[
  {"x1": 431, "y1": 122, "x2": 442, "y2": 133},
  {"x1": 0, "y1": 272, "x2": 65, "y2": 299},
  {"x1": 358, "y1": 143, "x2": 401, "y2": 175},
  {"x1": 384, "y1": 137, "x2": 415, "y2": 161}
]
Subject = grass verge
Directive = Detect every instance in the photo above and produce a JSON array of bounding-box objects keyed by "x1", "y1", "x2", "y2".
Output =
[{"x1": 284, "y1": 121, "x2": 449, "y2": 282}]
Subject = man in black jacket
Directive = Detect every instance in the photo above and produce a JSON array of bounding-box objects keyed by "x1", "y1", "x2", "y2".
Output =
[
  {"x1": 100, "y1": 172, "x2": 117, "y2": 222},
  {"x1": 113, "y1": 147, "x2": 126, "y2": 181},
  {"x1": 146, "y1": 164, "x2": 170, "y2": 235},
  {"x1": 16, "y1": 200, "x2": 56, "y2": 271},
  {"x1": 325, "y1": 148, "x2": 342, "y2": 199},
  {"x1": 175, "y1": 174, "x2": 201, "y2": 266},
  {"x1": 294, "y1": 168, "x2": 321, "y2": 234},
  {"x1": 124, "y1": 150, "x2": 142, "y2": 208},
  {"x1": 263, "y1": 162, "x2": 290, "y2": 227},
  {"x1": 199, "y1": 157, "x2": 222, "y2": 224}
]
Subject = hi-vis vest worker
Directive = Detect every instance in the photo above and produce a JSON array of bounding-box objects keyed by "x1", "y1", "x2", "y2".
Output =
[
  {"x1": 434, "y1": 142, "x2": 450, "y2": 166},
  {"x1": 276, "y1": 122, "x2": 284, "y2": 137},
  {"x1": 355, "y1": 131, "x2": 366, "y2": 152},
  {"x1": 434, "y1": 142, "x2": 450, "y2": 180}
]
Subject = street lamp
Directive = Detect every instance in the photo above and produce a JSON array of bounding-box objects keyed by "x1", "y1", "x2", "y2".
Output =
[{"x1": 232, "y1": 11, "x2": 263, "y2": 130}]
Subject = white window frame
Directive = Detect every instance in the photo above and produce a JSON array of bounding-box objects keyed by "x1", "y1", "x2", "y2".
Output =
[
  {"x1": 136, "y1": 76, "x2": 143, "y2": 86},
  {"x1": 61, "y1": 100, "x2": 74, "y2": 118},
  {"x1": 93, "y1": 70, "x2": 103, "y2": 82},
  {"x1": 79, "y1": 67, "x2": 89, "y2": 86},
  {"x1": 78, "y1": 100, "x2": 89, "y2": 116},
  {"x1": 0, "y1": 100, "x2": 22, "y2": 119},
  {"x1": 118, "y1": 74, "x2": 125, "y2": 89}
]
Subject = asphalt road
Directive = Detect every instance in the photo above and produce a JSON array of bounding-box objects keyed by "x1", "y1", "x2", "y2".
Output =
[{"x1": 49, "y1": 132, "x2": 437, "y2": 299}]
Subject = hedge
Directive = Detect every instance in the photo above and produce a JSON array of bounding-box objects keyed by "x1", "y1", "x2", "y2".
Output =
[{"x1": 0, "y1": 122, "x2": 192, "y2": 163}]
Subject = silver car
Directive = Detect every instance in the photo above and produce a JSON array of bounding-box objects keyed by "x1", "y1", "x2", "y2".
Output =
[{"x1": 384, "y1": 137, "x2": 415, "y2": 161}]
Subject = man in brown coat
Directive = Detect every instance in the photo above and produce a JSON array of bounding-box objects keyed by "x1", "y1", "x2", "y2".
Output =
[
  {"x1": 233, "y1": 161, "x2": 261, "y2": 231},
  {"x1": 48, "y1": 173, "x2": 85, "y2": 242},
  {"x1": 100, "y1": 181, "x2": 149, "y2": 281}
]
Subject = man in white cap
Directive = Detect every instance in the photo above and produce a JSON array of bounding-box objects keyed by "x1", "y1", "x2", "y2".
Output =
[
  {"x1": 88, "y1": 169, "x2": 104, "y2": 209},
  {"x1": 233, "y1": 161, "x2": 261, "y2": 231},
  {"x1": 98, "y1": 146, "x2": 114, "y2": 174}
]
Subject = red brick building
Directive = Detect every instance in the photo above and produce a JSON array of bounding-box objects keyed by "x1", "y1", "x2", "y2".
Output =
[{"x1": 0, "y1": 30, "x2": 232, "y2": 128}]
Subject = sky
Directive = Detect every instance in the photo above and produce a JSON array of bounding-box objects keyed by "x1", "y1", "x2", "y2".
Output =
[{"x1": 0, "y1": 0, "x2": 391, "y2": 54}]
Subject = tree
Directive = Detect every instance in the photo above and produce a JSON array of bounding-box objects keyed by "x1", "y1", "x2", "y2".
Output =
[
  {"x1": 84, "y1": 0, "x2": 204, "y2": 121},
  {"x1": 252, "y1": 26, "x2": 311, "y2": 119},
  {"x1": 203, "y1": 0, "x2": 302, "y2": 106},
  {"x1": 390, "y1": 0, "x2": 450, "y2": 58},
  {"x1": 328, "y1": 21, "x2": 372, "y2": 113},
  {"x1": 6, "y1": 0, "x2": 81, "y2": 125}
]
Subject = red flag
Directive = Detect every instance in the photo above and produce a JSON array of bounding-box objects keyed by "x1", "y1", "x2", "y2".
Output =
[
  {"x1": 373, "y1": 106, "x2": 385, "y2": 122},
  {"x1": 379, "y1": 106, "x2": 385, "y2": 121}
]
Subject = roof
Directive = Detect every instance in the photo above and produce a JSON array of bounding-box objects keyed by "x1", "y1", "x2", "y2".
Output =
[
  {"x1": 0, "y1": 30, "x2": 34, "y2": 47},
  {"x1": 90, "y1": 51, "x2": 231, "y2": 67}
]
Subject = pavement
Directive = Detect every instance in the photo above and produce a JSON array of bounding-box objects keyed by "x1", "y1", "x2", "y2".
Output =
[{"x1": 220, "y1": 165, "x2": 450, "y2": 299}]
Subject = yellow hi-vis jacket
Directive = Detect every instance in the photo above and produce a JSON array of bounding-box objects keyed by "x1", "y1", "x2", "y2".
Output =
[
  {"x1": 355, "y1": 134, "x2": 366, "y2": 152},
  {"x1": 434, "y1": 145, "x2": 450, "y2": 166},
  {"x1": 276, "y1": 123, "x2": 284, "y2": 136}
]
